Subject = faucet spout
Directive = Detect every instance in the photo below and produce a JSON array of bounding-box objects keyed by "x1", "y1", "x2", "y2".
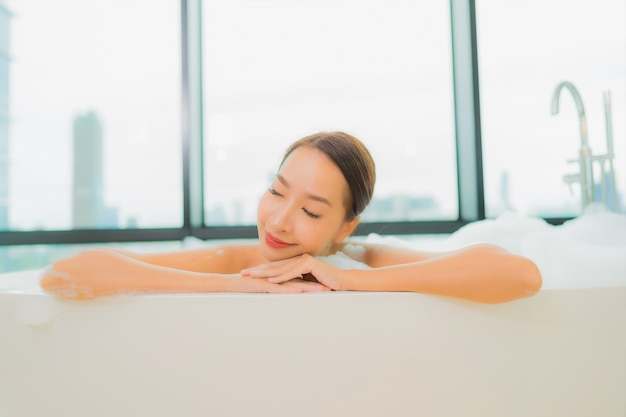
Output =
[
  {"x1": 551, "y1": 81, "x2": 588, "y2": 147},
  {"x1": 551, "y1": 80, "x2": 595, "y2": 209}
]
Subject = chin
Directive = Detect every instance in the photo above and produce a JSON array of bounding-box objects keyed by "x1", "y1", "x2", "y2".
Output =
[
  {"x1": 259, "y1": 244, "x2": 290, "y2": 262},
  {"x1": 260, "y1": 244, "x2": 309, "y2": 262}
]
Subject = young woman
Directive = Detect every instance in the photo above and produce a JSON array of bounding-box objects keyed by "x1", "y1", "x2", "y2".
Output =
[{"x1": 40, "y1": 131, "x2": 542, "y2": 303}]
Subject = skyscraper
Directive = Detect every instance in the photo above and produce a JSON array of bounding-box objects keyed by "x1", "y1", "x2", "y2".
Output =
[
  {"x1": 0, "y1": 1, "x2": 12, "y2": 230},
  {"x1": 72, "y1": 111, "x2": 117, "y2": 229}
]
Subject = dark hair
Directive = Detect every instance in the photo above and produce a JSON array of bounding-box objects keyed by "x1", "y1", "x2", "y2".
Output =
[{"x1": 280, "y1": 131, "x2": 376, "y2": 220}]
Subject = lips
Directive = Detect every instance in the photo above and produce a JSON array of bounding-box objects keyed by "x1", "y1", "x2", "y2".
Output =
[{"x1": 264, "y1": 232, "x2": 294, "y2": 249}]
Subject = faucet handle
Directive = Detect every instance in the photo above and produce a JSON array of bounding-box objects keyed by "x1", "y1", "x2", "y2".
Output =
[
  {"x1": 592, "y1": 153, "x2": 613, "y2": 163},
  {"x1": 563, "y1": 173, "x2": 580, "y2": 195}
]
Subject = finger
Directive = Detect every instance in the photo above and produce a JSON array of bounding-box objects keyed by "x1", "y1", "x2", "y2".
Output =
[
  {"x1": 267, "y1": 276, "x2": 292, "y2": 284},
  {"x1": 243, "y1": 265, "x2": 307, "y2": 284},
  {"x1": 40, "y1": 276, "x2": 66, "y2": 293},
  {"x1": 40, "y1": 277, "x2": 93, "y2": 300},
  {"x1": 251, "y1": 278, "x2": 304, "y2": 294},
  {"x1": 240, "y1": 256, "x2": 304, "y2": 277},
  {"x1": 240, "y1": 269, "x2": 271, "y2": 278},
  {"x1": 265, "y1": 261, "x2": 313, "y2": 284},
  {"x1": 282, "y1": 279, "x2": 330, "y2": 292},
  {"x1": 260, "y1": 283, "x2": 304, "y2": 294},
  {"x1": 240, "y1": 266, "x2": 280, "y2": 278},
  {"x1": 266, "y1": 261, "x2": 315, "y2": 283}
]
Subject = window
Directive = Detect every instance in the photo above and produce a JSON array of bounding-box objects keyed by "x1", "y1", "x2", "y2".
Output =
[
  {"x1": 476, "y1": 0, "x2": 626, "y2": 218},
  {"x1": 4, "y1": 0, "x2": 182, "y2": 231},
  {"x1": 6, "y1": 0, "x2": 622, "y2": 273},
  {"x1": 201, "y1": 0, "x2": 458, "y2": 226}
]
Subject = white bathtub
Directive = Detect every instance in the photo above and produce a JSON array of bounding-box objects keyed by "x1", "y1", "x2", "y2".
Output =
[{"x1": 1, "y1": 208, "x2": 625, "y2": 417}]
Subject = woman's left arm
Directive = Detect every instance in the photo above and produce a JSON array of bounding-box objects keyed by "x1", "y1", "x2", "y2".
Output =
[{"x1": 349, "y1": 243, "x2": 542, "y2": 303}]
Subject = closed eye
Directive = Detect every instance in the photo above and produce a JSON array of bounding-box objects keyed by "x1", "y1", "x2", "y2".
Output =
[
  {"x1": 303, "y1": 208, "x2": 320, "y2": 219},
  {"x1": 269, "y1": 185, "x2": 319, "y2": 218},
  {"x1": 268, "y1": 187, "x2": 283, "y2": 197}
]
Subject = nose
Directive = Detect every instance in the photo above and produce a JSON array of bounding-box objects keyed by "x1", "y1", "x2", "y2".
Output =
[{"x1": 269, "y1": 202, "x2": 295, "y2": 232}]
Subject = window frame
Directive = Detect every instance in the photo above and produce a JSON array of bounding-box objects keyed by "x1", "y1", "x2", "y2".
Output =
[{"x1": 0, "y1": 0, "x2": 571, "y2": 247}]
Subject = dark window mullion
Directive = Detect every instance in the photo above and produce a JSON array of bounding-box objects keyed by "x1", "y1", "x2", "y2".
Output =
[
  {"x1": 182, "y1": 0, "x2": 205, "y2": 235},
  {"x1": 450, "y1": 0, "x2": 485, "y2": 222}
]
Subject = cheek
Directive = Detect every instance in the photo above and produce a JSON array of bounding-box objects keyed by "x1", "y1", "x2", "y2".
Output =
[
  {"x1": 257, "y1": 193, "x2": 270, "y2": 221},
  {"x1": 298, "y1": 220, "x2": 342, "y2": 251}
]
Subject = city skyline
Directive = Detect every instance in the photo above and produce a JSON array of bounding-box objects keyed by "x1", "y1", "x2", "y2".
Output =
[{"x1": 72, "y1": 111, "x2": 118, "y2": 229}]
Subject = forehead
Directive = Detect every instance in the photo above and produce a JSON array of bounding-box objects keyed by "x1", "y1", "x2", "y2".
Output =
[{"x1": 278, "y1": 146, "x2": 348, "y2": 200}]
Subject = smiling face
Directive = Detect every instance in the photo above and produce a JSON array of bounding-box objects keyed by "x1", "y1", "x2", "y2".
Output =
[{"x1": 257, "y1": 146, "x2": 359, "y2": 261}]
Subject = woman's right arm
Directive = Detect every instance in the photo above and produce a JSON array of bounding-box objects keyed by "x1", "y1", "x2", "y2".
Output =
[
  {"x1": 40, "y1": 247, "x2": 324, "y2": 300},
  {"x1": 103, "y1": 244, "x2": 260, "y2": 273}
]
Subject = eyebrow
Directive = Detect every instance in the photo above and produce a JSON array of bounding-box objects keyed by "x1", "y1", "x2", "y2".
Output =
[{"x1": 276, "y1": 174, "x2": 332, "y2": 207}]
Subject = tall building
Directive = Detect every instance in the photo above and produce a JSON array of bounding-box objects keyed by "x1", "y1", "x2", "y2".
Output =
[
  {"x1": 72, "y1": 111, "x2": 117, "y2": 228},
  {"x1": 0, "y1": 1, "x2": 12, "y2": 230}
]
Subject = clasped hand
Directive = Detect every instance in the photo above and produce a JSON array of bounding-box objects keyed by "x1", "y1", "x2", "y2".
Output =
[{"x1": 241, "y1": 253, "x2": 347, "y2": 292}]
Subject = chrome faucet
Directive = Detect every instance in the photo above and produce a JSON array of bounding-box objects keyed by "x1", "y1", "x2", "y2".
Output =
[
  {"x1": 551, "y1": 81, "x2": 595, "y2": 209},
  {"x1": 551, "y1": 81, "x2": 621, "y2": 213},
  {"x1": 597, "y1": 90, "x2": 620, "y2": 212}
]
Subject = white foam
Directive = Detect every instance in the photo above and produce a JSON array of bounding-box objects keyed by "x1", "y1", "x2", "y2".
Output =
[
  {"x1": 41, "y1": 265, "x2": 72, "y2": 281},
  {"x1": 317, "y1": 250, "x2": 371, "y2": 270},
  {"x1": 367, "y1": 205, "x2": 626, "y2": 289},
  {"x1": 443, "y1": 211, "x2": 554, "y2": 254},
  {"x1": 555, "y1": 203, "x2": 626, "y2": 247}
]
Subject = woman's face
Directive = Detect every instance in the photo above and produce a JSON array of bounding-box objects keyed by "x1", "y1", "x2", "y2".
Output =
[{"x1": 257, "y1": 146, "x2": 358, "y2": 261}]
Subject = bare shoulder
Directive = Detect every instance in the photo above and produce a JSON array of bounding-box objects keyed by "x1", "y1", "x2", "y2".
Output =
[
  {"x1": 206, "y1": 242, "x2": 264, "y2": 271},
  {"x1": 134, "y1": 242, "x2": 263, "y2": 273},
  {"x1": 351, "y1": 241, "x2": 516, "y2": 268},
  {"x1": 339, "y1": 241, "x2": 439, "y2": 268}
]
